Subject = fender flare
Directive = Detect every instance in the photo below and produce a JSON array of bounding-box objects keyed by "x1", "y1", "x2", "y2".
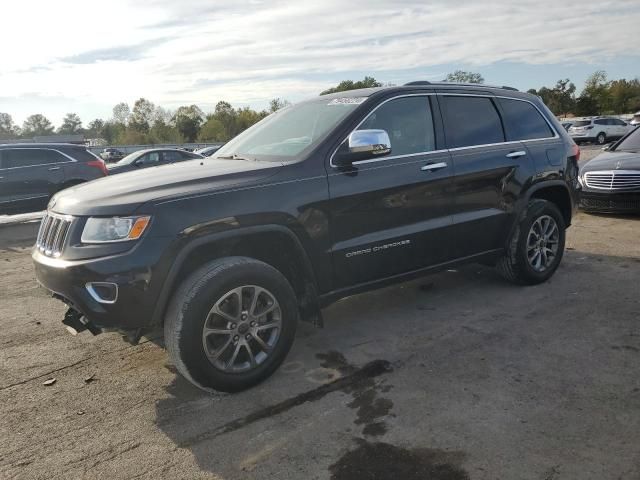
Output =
[{"x1": 151, "y1": 224, "x2": 321, "y2": 326}]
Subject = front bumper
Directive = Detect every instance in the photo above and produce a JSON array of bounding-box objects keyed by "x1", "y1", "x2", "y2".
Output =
[
  {"x1": 580, "y1": 190, "x2": 640, "y2": 213},
  {"x1": 33, "y1": 236, "x2": 170, "y2": 331}
]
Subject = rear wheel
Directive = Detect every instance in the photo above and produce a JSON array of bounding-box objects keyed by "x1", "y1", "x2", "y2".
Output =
[
  {"x1": 596, "y1": 132, "x2": 606, "y2": 145},
  {"x1": 164, "y1": 257, "x2": 298, "y2": 392},
  {"x1": 497, "y1": 199, "x2": 566, "y2": 285}
]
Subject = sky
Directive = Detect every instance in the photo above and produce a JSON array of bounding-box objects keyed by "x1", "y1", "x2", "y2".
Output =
[{"x1": 1, "y1": 0, "x2": 639, "y2": 127}]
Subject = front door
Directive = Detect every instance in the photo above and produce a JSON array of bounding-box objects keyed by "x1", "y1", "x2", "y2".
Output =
[{"x1": 327, "y1": 94, "x2": 454, "y2": 289}]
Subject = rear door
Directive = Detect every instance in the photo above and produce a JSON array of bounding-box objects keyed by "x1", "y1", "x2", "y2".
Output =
[
  {"x1": 1, "y1": 148, "x2": 66, "y2": 212},
  {"x1": 327, "y1": 94, "x2": 454, "y2": 289},
  {"x1": 439, "y1": 93, "x2": 534, "y2": 259}
]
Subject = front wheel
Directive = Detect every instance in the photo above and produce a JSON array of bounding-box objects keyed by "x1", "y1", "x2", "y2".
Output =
[
  {"x1": 596, "y1": 132, "x2": 607, "y2": 145},
  {"x1": 496, "y1": 199, "x2": 566, "y2": 285},
  {"x1": 164, "y1": 257, "x2": 298, "y2": 393}
]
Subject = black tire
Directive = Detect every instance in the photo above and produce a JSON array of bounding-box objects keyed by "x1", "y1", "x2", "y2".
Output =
[
  {"x1": 596, "y1": 132, "x2": 606, "y2": 145},
  {"x1": 496, "y1": 199, "x2": 566, "y2": 285},
  {"x1": 164, "y1": 257, "x2": 298, "y2": 393}
]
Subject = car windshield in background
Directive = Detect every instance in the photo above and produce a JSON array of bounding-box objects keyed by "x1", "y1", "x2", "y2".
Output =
[
  {"x1": 572, "y1": 120, "x2": 591, "y2": 127},
  {"x1": 213, "y1": 97, "x2": 366, "y2": 161},
  {"x1": 116, "y1": 151, "x2": 144, "y2": 165},
  {"x1": 614, "y1": 127, "x2": 640, "y2": 152}
]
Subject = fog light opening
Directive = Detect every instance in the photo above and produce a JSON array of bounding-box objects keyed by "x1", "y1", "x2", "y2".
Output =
[{"x1": 86, "y1": 282, "x2": 118, "y2": 304}]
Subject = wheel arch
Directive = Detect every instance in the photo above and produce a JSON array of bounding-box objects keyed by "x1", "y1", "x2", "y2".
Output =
[
  {"x1": 152, "y1": 225, "x2": 322, "y2": 328},
  {"x1": 526, "y1": 181, "x2": 573, "y2": 227}
]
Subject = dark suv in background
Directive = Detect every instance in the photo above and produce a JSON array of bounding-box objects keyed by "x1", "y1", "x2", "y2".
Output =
[
  {"x1": 33, "y1": 82, "x2": 579, "y2": 393},
  {"x1": 0, "y1": 144, "x2": 108, "y2": 214}
]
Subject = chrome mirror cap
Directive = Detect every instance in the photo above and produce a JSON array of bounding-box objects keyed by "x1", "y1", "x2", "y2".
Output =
[{"x1": 348, "y1": 129, "x2": 392, "y2": 156}]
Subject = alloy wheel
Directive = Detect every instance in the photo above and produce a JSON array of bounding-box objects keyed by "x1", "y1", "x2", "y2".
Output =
[
  {"x1": 202, "y1": 285, "x2": 282, "y2": 373},
  {"x1": 526, "y1": 215, "x2": 560, "y2": 272}
]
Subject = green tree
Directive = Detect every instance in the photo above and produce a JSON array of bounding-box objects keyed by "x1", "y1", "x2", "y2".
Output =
[
  {"x1": 580, "y1": 70, "x2": 611, "y2": 115},
  {"x1": 0, "y1": 113, "x2": 20, "y2": 139},
  {"x1": 58, "y1": 113, "x2": 83, "y2": 134},
  {"x1": 129, "y1": 98, "x2": 155, "y2": 133},
  {"x1": 172, "y1": 105, "x2": 204, "y2": 142},
  {"x1": 444, "y1": 70, "x2": 484, "y2": 83},
  {"x1": 268, "y1": 98, "x2": 291, "y2": 113},
  {"x1": 22, "y1": 114, "x2": 54, "y2": 137},
  {"x1": 320, "y1": 76, "x2": 382, "y2": 95},
  {"x1": 609, "y1": 78, "x2": 640, "y2": 113},
  {"x1": 112, "y1": 102, "x2": 131, "y2": 124},
  {"x1": 198, "y1": 117, "x2": 226, "y2": 142},
  {"x1": 101, "y1": 121, "x2": 125, "y2": 144},
  {"x1": 86, "y1": 119, "x2": 105, "y2": 138}
]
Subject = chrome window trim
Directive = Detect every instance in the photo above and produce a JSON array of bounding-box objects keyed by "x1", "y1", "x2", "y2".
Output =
[
  {"x1": 0, "y1": 148, "x2": 77, "y2": 171},
  {"x1": 329, "y1": 93, "x2": 437, "y2": 168},
  {"x1": 329, "y1": 92, "x2": 561, "y2": 169}
]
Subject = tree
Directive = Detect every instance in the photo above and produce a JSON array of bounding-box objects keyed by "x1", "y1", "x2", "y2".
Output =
[
  {"x1": 112, "y1": 102, "x2": 131, "y2": 124},
  {"x1": 320, "y1": 76, "x2": 382, "y2": 95},
  {"x1": 22, "y1": 114, "x2": 54, "y2": 137},
  {"x1": 58, "y1": 113, "x2": 83, "y2": 134},
  {"x1": 129, "y1": 98, "x2": 155, "y2": 133},
  {"x1": 268, "y1": 98, "x2": 291, "y2": 113},
  {"x1": 0, "y1": 113, "x2": 20, "y2": 139},
  {"x1": 101, "y1": 121, "x2": 125, "y2": 144},
  {"x1": 86, "y1": 119, "x2": 105, "y2": 138},
  {"x1": 444, "y1": 70, "x2": 484, "y2": 84},
  {"x1": 172, "y1": 105, "x2": 204, "y2": 142},
  {"x1": 579, "y1": 70, "x2": 611, "y2": 115},
  {"x1": 198, "y1": 117, "x2": 226, "y2": 142}
]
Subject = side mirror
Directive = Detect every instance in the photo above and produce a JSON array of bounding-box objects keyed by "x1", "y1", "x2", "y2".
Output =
[{"x1": 333, "y1": 129, "x2": 391, "y2": 166}]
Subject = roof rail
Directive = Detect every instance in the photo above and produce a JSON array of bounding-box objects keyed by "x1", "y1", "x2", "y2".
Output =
[{"x1": 405, "y1": 81, "x2": 519, "y2": 92}]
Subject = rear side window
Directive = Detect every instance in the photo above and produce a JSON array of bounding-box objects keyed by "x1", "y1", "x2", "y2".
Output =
[
  {"x1": 3, "y1": 149, "x2": 67, "y2": 168},
  {"x1": 440, "y1": 96, "x2": 505, "y2": 148},
  {"x1": 64, "y1": 148, "x2": 99, "y2": 162},
  {"x1": 358, "y1": 96, "x2": 436, "y2": 156},
  {"x1": 163, "y1": 151, "x2": 184, "y2": 162},
  {"x1": 594, "y1": 119, "x2": 607, "y2": 125},
  {"x1": 572, "y1": 120, "x2": 591, "y2": 127},
  {"x1": 499, "y1": 98, "x2": 555, "y2": 141}
]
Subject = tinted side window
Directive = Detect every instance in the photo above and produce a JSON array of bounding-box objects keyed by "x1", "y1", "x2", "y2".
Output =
[
  {"x1": 138, "y1": 152, "x2": 161, "y2": 166},
  {"x1": 63, "y1": 148, "x2": 98, "y2": 162},
  {"x1": 499, "y1": 98, "x2": 555, "y2": 140},
  {"x1": 358, "y1": 96, "x2": 436, "y2": 155},
  {"x1": 594, "y1": 119, "x2": 607, "y2": 125},
  {"x1": 4, "y1": 149, "x2": 64, "y2": 168},
  {"x1": 440, "y1": 96, "x2": 504, "y2": 148},
  {"x1": 163, "y1": 151, "x2": 184, "y2": 162}
]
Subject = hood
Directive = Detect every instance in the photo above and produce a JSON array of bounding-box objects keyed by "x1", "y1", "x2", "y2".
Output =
[
  {"x1": 581, "y1": 150, "x2": 640, "y2": 173},
  {"x1": 51, "y1": 158, "x2": 282, "y2": 216}
]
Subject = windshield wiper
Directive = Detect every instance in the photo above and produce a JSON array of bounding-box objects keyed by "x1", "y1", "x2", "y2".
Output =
[{"x1": 216, "y1": 153, "x2": 252, "y2": 161}]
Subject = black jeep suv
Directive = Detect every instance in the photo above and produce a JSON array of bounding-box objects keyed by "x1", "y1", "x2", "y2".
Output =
[{"x1": 33, "y1": 82, "x2": 579, "y2": 392}]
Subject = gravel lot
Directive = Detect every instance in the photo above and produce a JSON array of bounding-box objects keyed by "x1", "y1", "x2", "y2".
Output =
[{"x1": 2, "y1": 145, "x2": 639, "y2": 480}]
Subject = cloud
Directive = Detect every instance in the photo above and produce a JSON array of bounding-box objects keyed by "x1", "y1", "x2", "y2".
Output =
[
  {"x1": 1, "y1": 0, "x2": 639, "y2": 122},
  {"x1": 60, "y1": 39, "x2": 166, "y2": 64}
]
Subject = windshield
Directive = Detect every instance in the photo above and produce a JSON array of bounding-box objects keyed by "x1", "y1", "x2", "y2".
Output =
[
  {"x1": 213, "y1": 97, "x2": 366, "y2": 161},
  {"x1": 614, "y1": 126, "x2": 640, "y2": 152},
  {"x1": 116, "y1": 150, "x2": 145, "y2": 165},
  {"x1": 572, "y1": 120, "x2": 591, "y2": 127}
]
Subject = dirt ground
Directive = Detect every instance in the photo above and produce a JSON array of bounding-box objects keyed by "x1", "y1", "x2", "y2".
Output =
[{"x1": 1, "y1": 147, "x2": 639, "y2": 479}]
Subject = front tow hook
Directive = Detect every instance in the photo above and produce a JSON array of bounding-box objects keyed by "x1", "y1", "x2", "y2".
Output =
[{"x1": 62, "y1": 308, "x2": 101, "y2": 336}]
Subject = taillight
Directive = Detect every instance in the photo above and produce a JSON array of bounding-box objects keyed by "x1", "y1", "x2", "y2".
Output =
[
  {"x1": 572, "y1": 143, "x2": 580, "y2": 162},
  {"x1": 87, "y1": 159, "x2": 108, "y2": 176}
]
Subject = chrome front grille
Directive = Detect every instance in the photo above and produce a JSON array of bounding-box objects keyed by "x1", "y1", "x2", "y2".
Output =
[
  {"x1": 36, "y1": 213, "x2": 74, "y2": 257},
  {"x1": 584, "y1": 170, "x2": 640, "y2": 190}
]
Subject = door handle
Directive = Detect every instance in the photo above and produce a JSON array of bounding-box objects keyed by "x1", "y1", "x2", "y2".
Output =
[
  {"x1": 421, "y1": 162, "x2": 448, "y2": 172},
  {"x1": 48, "y1": 166, "x2": 61, "y2": 171},
  {"x1": 506, "y1": 151, "x2": 527, "y2": 159}
]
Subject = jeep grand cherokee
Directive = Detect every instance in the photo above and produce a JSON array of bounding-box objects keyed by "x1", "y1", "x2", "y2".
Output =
[{"x1": 33, "y1": 82, "x2": 580, "y2": 392}]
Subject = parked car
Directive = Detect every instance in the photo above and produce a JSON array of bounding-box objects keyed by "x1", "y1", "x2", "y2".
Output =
[
  {"x1": 561, "y1": 121, "x2": 573, "y2": 131},
  {"x1": 630, "y1": 111, "x2": 640, "y2": 127},
  {"x1": 568, "y1": 117, "x2": 631, "y2": 145},
  {"x1": 579, "y1": 126, "x2": 640, "y2": 213},
  {"x1": 33, "y1": 82, "x2": 579, "y2": 392},
  {"x1": 0, "y1": 143, "x2": 107, "y2": 215},
  {"x1": 100, "y1": 148, "x2": 125, "y2": 163},
  {"x1": 195, "y1": 145, "x2": 223, "y2": 157},
  {"x1": 106, "y1": 148, "x2": 203, "y2": 174}
]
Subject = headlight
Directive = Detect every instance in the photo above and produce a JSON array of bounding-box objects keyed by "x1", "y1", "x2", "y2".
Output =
[{"x1": 81, "y1": 216, "x2": 151, "y2": 243}]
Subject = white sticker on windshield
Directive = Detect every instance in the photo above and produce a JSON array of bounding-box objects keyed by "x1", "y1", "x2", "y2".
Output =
[{"x1": 327, "y1": 97, "x2": 367, "y2": 105}]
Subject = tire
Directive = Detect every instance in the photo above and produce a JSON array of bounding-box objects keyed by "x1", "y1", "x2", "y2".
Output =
[
  {"x1": 596, "y1": 132, "x2": 606, "y2": 145},
  {"x1": 164, "y1": 257, "x2": 298, "y2": 393},
  {"x1": 496, "y1": 199, "x2": 566, "y2": 285}
]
